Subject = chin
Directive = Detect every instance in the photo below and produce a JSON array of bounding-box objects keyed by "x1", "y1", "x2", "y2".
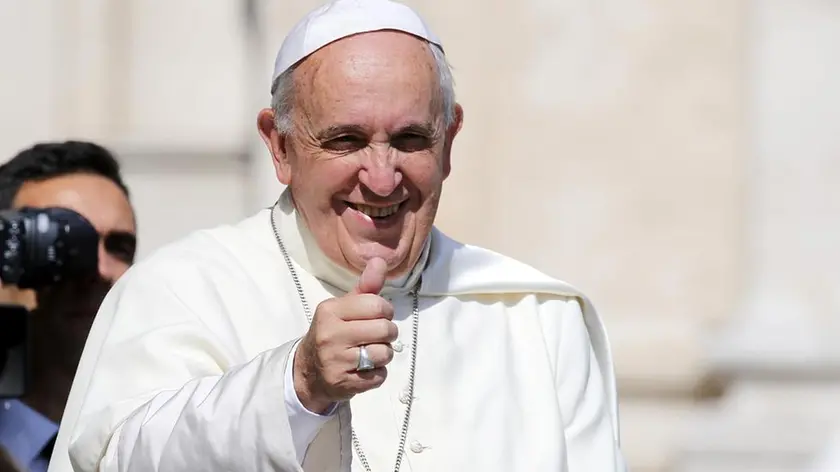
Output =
[
  {"x1": 334, "y1": 202, "x2": 433, "y2": 273},
  {"x1": 354, "y1": 233, "x2": 431, "y2": 275},
  {"x1": 349, "y1": 243, "x2": 404, "y2": 269}
]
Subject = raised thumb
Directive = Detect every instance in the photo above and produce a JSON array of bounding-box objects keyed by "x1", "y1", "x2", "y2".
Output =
[{"x1": 353, "y1": 257, "x2": 387, "y2": 295}]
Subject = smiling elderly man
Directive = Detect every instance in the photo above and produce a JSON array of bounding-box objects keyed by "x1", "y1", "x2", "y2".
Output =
[{"x1": 48, "y1": 1, "x2": 624, "y2": 471}]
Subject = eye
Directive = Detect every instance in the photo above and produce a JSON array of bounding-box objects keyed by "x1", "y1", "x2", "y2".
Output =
[
  {"x1": 103, "y1": 232, "x2": 137, "y2": 265},
  {"x1": 391, "y1": 133, "x2": 432, "y2": 153},
  {"x1": 322, "y1": 135, "x2": 367, "y2": 152}
]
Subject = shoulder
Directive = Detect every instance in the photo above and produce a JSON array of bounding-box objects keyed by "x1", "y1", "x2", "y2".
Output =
[
  {"x1": 426, "y1": 230, "x2": 621, "y2": 436},
  {"x1": 93, "y1": 209, "x2": 283, "y2": 340},
  {"x1": 424, "y1": 227, "x2": 588, "y2": 303},
  {"x1": 425, "y1": 228, "x2": 615, "y2": 382},
  {"x1": 127, "y1": 209, "x2": 277, "y2": 283},
  {"x1": 101, "y1": 209, "x2": 281, "y2": 320}
]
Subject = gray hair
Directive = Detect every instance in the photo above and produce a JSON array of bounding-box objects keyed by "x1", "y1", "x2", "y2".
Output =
[{"x1": 271, "y1": 42, "x2": 456, "y2": 134}]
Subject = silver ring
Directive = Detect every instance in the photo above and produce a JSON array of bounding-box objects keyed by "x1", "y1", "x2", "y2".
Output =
[{"x1": 357, "y1": 345, "x2": 375, "y2": 371}]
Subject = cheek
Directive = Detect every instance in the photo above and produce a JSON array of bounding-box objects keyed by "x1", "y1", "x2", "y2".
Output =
[
  {"x1": 99, "y1": 253, "x2": 130, "y2": 282},
  {"x1": 293, "y1": 158, "x2": 359, "y2": 207},
  {"x1": 402, "y1": 157, "x2": 445, "y2": 196}
]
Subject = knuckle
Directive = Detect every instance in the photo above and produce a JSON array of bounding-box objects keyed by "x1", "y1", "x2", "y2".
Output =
[
  {"x1": 367, "y1": 295, "x2": 387, "y2": 314},
  {"x1": 314, "y1": 299, "x2": 335, "y2": 318},
  {"x1": 358, "y1": 293, "x2": 376, "y2": 303},
  {"x1": 311, "y1": 328, "x2": 333, "y2": 349},
  {"x1": 360, "y1": 294, "x2": 389, "y2": 316},
  {"x1": 377, "y1": 298, "x2": 394, "y2": 319},
  {"x1": 342, "y1": 294, "x2": 373, "y2": 320},
  {"x1": 347, "y1": 294, "x2": 393, "y2": 320},
  {"x1": 387, "y1": 321, "x2": 399, "y2": 340},
  {"x1": 317, "y1": 298, "x2": 355, "y2": 323},
  {"x1": 375, "y1": 319, "x2": 393, "y2": 339}
]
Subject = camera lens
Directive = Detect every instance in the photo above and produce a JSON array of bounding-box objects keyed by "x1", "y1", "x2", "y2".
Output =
[{"x1": 0, "y1": 207, "x2": 99, "y2": 289}]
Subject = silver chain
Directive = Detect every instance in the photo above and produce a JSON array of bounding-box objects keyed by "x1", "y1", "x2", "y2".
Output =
[{"x1": 270, "y1": 204, "x2": 420, "y2": 472}]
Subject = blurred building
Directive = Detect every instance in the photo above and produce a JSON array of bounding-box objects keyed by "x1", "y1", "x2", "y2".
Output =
[{"x1": 1, "y1": 1, "x2": 839, "y2": 471}]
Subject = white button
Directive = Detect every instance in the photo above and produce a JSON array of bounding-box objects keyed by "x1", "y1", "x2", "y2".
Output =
[
  {"x1": 3, "y1": 401, "x2": 10, "y2": 410},
  {"x1": 392, "y1": 340, "x2": 404, "y2": 352},
  {"x1": 409, "y1": 441, "x2": 425, "y2": 453},
  {"x1": 399, "y1": 391, "x2": 411, "y2": 404}
]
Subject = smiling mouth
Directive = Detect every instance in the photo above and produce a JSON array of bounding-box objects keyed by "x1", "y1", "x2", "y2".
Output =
[{"x1": 345, "y1": 201, "x2": 405, "y2": 220}]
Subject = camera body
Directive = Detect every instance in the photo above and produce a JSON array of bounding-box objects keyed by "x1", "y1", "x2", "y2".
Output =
[{"x1": 0, "y1": 207, "x2": 100, "y2": 398}]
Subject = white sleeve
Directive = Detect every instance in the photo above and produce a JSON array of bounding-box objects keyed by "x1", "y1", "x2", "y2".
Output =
[
  {"x1": 284, "y1": 340, "x2": 337, "y2": 462},
  {"x1": 62, "y1": 257, "x2": 318, "y2": 472}
]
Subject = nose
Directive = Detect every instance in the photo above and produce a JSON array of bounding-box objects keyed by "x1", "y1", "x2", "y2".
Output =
[
  {"x1": 357, "y1": 151, "x2": 403, "y2": 197},
  {"x1": 98, "y1": 244, "x2": 128, "y2": 284}
]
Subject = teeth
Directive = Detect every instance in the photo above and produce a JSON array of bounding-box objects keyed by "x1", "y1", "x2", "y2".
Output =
[{"x1": 353, "y1": 203, "x2": 401, "y2": 218}]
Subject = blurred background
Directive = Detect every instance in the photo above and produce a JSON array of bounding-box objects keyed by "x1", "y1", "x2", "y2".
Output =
[{"x1": 1, "y1": 0, "x2": 839, "y2": 471}]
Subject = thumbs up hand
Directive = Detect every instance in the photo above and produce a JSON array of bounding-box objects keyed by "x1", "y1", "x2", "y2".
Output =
[
  {"x1": 292, "y1": 258, "x2": 398, "y2": 413},
  {"x1": 353, "y1": 256, "x2": 388, "y2": 296}
]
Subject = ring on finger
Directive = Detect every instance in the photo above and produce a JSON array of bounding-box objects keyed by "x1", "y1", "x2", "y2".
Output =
[{"x1": 357, "y1": 345, "x2": 375, "y2": 372}]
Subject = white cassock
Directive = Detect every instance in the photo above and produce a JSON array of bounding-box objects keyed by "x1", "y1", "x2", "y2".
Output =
[{"x1": 48, "y1": 190, "x2": 625, "y2": 472}]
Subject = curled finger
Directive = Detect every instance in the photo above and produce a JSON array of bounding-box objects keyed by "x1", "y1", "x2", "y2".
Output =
[{"x1": 347, "y1": 318, "x2": 399, "y2": 346}]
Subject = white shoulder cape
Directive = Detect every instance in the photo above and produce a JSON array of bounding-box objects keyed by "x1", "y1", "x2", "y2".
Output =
[{"x1": 420, "y1": 227, "x2": 620, "y2": 440}]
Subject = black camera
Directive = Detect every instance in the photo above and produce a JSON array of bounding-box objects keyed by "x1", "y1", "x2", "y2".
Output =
[
  {"x1": 0, "y1": 207, "x2": 99, "y2": 289},
  {"x1": 0, "y1": 207, "x2": 100, "y2": 397}
]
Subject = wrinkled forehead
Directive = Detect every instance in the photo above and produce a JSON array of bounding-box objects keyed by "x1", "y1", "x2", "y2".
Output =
[{"x1": 293, "y1": 31, "x2": 441, "y2": 129}]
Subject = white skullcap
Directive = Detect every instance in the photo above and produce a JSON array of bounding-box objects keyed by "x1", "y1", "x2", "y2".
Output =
[{"x1": 271, "y1": 0, "x2": 443, "y2": 92}]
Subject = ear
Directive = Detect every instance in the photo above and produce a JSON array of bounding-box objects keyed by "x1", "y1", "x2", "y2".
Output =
[
  {"x1": 257, "y1": 108, "x2": 292, "y2": 185},
  {"x1": 441, "y1": 103, "x2": 464, "y2": 180}
]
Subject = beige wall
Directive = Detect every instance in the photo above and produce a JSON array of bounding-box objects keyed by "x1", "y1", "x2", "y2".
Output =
[{"x1": 676, "y1": 1, "x2": 840, "y2": 470}]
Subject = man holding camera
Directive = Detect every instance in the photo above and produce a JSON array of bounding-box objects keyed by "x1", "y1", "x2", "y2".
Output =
[{"x1": 0, "y1": 141, "x2": 136, "y2": 472}]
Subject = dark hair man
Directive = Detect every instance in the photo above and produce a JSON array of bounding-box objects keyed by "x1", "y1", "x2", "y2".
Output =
[{"x1": 0, "y1": 141, "x2": 136, "y2": 472}]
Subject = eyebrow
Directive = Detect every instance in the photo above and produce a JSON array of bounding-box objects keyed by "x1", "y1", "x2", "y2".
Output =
[
  {"x1": 395, "y1": 122, "x2": 437, "y2": 136},
  {"x1": 315, "y1": 124, "x2": 367, "y2": 141},
  {"x1": 315, "y1": 122, "x2": 437, "y2": 141}
]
